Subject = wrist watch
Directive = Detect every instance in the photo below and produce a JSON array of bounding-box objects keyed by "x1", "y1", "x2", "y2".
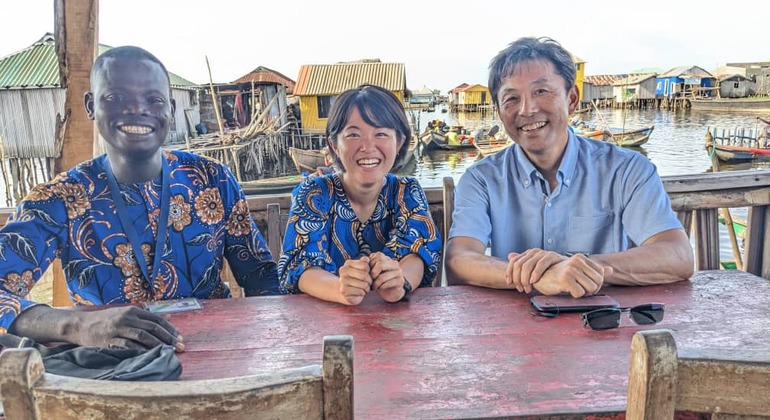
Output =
[{"x1": 400, "y1": 277, "x2": 413, "y2": 301}]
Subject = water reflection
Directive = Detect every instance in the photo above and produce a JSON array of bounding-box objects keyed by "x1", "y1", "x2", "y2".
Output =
[{"x1": 412, "y1": 107, "x2": 770, "y2": 179}]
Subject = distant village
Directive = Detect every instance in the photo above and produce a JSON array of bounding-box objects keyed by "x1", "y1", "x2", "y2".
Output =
[{"x1": 1, "y1": 34, "x2": 769, "y2": 202}]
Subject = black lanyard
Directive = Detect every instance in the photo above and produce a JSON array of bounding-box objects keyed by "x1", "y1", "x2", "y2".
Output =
[{"x1": 105, "y1": 156, "x2": 171, "y2": 293}]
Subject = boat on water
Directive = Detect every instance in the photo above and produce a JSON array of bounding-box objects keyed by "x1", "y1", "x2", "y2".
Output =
[
  {"x1": 471, "y1": 125, "x2": 513, "y2": 157},
  {"x1": 288, "y1": 146, "x2": 329, "y2": 174},
  {"x1": 571, "y1": 121, "x2": 654, "y2": 147},
  {"x1": 704, "y1": 127, "x2": 770, "y2": 163},
  {"x1": 419, "y1": 129, "x2": 475, "y2": 151},
  {"x1": 240, "y1": 174, "x2": 307, "y2": 195},
  {"x1": 689, "y1": 97, "x2": 770, "y2": 113},
  {"x1": 473, "y1": 139, "x2": 513, "y2": 157}
]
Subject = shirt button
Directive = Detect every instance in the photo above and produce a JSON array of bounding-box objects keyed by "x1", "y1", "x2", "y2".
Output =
[
  {"x1": 547, "y1": 239, "x2": 553, "y2": 244},
  {"x1": 524, "y1": 180, "x2": 530, "y2": 185},
  {"x1": 547, "y1": 202, "x2": 552, "y2": 207}
]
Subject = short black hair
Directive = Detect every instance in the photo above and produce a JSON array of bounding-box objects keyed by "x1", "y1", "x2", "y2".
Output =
[
  {"x1": 91, "y1": 46, "x2": 171, "y2": 91},
  {"x1": 325, "y1": 84, "x2": 412, "y2": 172},
  {"x1": 488, "y1": 37, "x2": 576, "y2": 108}
]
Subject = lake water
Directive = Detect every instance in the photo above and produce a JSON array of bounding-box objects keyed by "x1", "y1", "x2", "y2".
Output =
[{"x1": 407, "y1": 105, "x2": 770, "y2": 188}]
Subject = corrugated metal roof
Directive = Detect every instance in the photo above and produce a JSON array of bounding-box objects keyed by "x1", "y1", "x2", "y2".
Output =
[
  {"x1": 612, "y1": 73, "x2": 656, "y2": 86},
  {"x1": 456, "y1": 84, "x2": 488, "y2": 93},
  {"x1": 0, "y1": 33, "x2": 197, "y2": 90},
  {"x1": 294, "y1": 62, "x2": 406, "y2": 96},
  {"x1": 659, "y1": 65, "x2": 714, "y2": 78},
  {"x1": 584, "y1": 75, "x2": 625, "y2": 86},
  {"x1": 450, "y1": 83, "x2": 469, "y2": 94},
  {"x1": 0, "y1": 35, "x2": 60, "y2": 88},
  {"x1": 232, "y1": 66, "x2": 295, "y2": 93}
]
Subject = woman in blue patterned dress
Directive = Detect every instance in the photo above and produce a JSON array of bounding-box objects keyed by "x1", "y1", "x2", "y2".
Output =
[{"x1": 278, "y1": 85, "x2": 442, "y2": 305}]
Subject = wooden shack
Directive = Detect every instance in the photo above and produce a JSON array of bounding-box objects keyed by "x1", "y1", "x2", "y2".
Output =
[
  {"x1": 449, "y1": 84, "x2": 491, "y2": 112},
  {"x1": 293, "y1": 60, "x2": 407, "y2": 133}
]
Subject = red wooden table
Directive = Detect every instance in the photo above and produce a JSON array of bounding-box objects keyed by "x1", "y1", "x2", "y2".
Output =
[{"x1": 168, "y1": 270, "x2": 770, "y2": 419}]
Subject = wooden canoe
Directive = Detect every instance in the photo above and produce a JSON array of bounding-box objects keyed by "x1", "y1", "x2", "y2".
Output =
[
  {"x1": 704, "y1": 127, "x2": 770, "y2": 163},
  {"x1": 573, "y1": 124, "x2": 654, "y2": 147},
  {"x1": 473, "y1": 139, "x2": 513, "y2": 157},
  {"x1": 288, "y1": 147, "x2": 328, "y2": 174},
  {"x1": 603, "y1": 125, "x2": 654, "y2": 147},
  {"x1": 419, "y1": 130, "x2": 475, "y2": 151},
  {"x1": 240, "y1": 175, "x2": 305, "y2": 195}
]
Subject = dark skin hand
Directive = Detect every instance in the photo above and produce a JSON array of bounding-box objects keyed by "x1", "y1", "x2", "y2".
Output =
[{"x1": 9, "y1": 305, "x2": 184, "y2": 351}]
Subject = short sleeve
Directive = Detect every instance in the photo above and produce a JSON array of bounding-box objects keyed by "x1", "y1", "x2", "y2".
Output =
[
  {"x1": 448, "y1": 167, "x2": 492, "y2": 246},
  {"x1": 382, "y1": 177, "x2": 442, "y2": 287},
  {"x1": 277, "y1": 177, "x2": 337, "y2": 293}
]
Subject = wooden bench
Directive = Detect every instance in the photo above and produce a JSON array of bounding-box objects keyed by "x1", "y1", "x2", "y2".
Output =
[
  {"x1": 0, "y1": 335, "x2": 354, "y2": 420},
  {"x1": 626, "y1": 329, "x2": 770, "y2": 419}
]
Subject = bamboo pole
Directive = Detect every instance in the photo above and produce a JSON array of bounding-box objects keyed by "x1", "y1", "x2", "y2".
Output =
[
  {"x1": 205, "y1": 55, "x2": 225, "y2": 139},
  {"x1": 709, "y1": 148, "x2": 743, "y2": 270},
  {"x1": 0, "y1": 134, "x2": 11, "y2": 204}
]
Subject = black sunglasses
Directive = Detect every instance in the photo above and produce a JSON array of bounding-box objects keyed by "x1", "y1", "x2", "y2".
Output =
[{"x1": 580, "y1": 303, "x2": 665, "y2": 330}]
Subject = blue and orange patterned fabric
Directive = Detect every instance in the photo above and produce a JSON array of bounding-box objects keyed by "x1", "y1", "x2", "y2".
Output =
[
  {"x1": 278, "y1": 173, "x2": 442, "y2": 292},
  {"x1": 0, "y1": 150, "x2": 278, "y2": 333}
]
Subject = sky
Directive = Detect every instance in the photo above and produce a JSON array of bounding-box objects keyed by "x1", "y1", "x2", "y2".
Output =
[{"x1": 1, "y1": 0, "x2": 767, "y2": 93}]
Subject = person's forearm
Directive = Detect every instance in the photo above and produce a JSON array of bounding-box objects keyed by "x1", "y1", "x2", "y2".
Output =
[
  {"x1": 445, "y1": 250, "x2": 515, "y2": 289},
  {"x1": 298, "y1": 268, "x2": 346, "y2": 304},
  {"x1": 9, "y1": 305, "x2": 84, "y2": 344},
  {"x1": 592, "y1": 241, "x2": 693, "y2": 286},
  {"x1": 399, "y1": 254, "x2": 425, "y2": 290}
]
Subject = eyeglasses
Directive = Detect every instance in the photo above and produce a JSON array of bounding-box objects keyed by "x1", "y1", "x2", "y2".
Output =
[{"x1": 580, "y1": 303, "x2": 665, "y2": 330}]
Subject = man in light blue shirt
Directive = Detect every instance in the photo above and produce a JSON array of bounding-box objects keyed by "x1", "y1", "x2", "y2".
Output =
[{"x1": 445, "y1": 37, "x2": 693, "y2": 296}]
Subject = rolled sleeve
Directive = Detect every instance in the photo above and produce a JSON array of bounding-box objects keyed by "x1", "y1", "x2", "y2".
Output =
[
  {"x1": 382, "y1": 178, "x2": 442, "y2": 287},
  {"x1": 277, "y1": 179, "x2": 337, "y2": 293}
]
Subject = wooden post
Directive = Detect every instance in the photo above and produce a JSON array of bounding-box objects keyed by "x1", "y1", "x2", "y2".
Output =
[
  {"x1": 53, "y1": 0, "x2": 98, "y2": 173},
  {"x1": 52, "y1": 0, "x2": 98, "y2": 307}
]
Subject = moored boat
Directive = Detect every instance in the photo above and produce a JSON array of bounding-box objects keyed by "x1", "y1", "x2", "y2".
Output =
[
  {"x1": 288, "y1": 146, "x2": 329, "y2": 174},
  {"x1": 690, "y1": 97, "x2": 770, "y2": 113},
  {"x1": 240, "y1": 175, "x2": 306, "y2": 195},
  {"x1": 418, "y1": 130, "x2": 475, "y2": 151},
  {"x1": 704, "y1": 127, "x2": 770, "y2": 163},
  {"x1": 473, "y1": 139, "x2": 514, "y2": 157},
  {"x1": 572, "y1": 122, "x2": 654, "y2": 147}
]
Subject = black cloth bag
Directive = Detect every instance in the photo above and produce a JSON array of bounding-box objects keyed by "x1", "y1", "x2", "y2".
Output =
[{"x1": 0, "y1": 333, "x2": 182, "y2": 381}]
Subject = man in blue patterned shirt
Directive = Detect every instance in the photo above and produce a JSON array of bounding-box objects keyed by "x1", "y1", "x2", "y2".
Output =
[{"x1": 0, "y1": 46, "x2": 277, "y2": 350}]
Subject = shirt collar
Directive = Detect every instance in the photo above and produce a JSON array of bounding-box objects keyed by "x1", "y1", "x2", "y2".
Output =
[{"x1": 514, "y1": 129, "x2": 579, "y2": 190}]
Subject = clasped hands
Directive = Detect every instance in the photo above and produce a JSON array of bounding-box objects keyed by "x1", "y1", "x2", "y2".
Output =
[
  {"x1": 338, "y1": 252, "x2": 405, "y2": 305},
  {"x1": 506, "y1": 249, "x2": 613, "y2": 297}
]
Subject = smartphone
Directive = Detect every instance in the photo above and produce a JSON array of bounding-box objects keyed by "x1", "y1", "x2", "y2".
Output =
[{"x1": 530, "y1": 294, "x2": 620, "y2": 314}]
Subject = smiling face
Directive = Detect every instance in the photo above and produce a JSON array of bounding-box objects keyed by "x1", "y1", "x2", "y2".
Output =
[
  {"x1": 85, "y1": 57, "x2": 175, "y2": 162},
  {"x1": 496, "y1": 59, "x2": 579, "y2": 164},
  {"x1": 332, "y1": 106, "x2": 402, "y2": 188}
]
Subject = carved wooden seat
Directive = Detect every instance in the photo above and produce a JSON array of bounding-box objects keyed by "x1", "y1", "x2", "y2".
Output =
[
  {"x1": 626, "y1": 329, "x2": 770, "y2": 419},
  {"x1": 0, "y1": 335, "x2": 353, "y2": 420}
]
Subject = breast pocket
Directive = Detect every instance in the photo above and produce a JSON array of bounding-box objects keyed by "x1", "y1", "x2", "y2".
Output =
[{"x1": 567, "y1": 213, "x2": 615, "y2": 253}]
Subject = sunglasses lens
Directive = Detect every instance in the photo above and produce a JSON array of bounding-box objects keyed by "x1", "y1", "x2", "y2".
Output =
[
  {"x1": 582, "y1": 309, "x2": 620, "y2": 330},
  {"x1": 629, "y1": 303, "x2": 665, "y2": 325}
]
